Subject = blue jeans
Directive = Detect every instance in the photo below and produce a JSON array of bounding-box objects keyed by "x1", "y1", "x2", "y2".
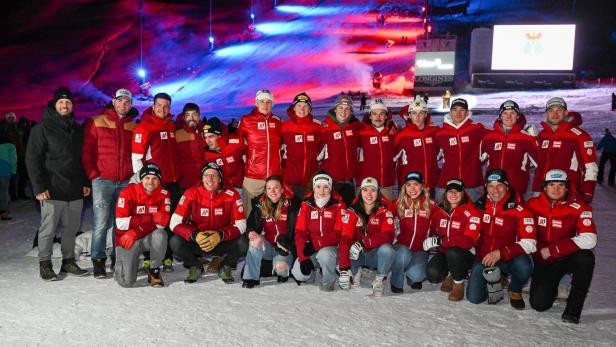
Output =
[
  {"x1": 91, "y1": 178, "x2": 129, "y2": 260},
  {"x1": 352, "y1": 243, "x2": 396, "y2": 277},
  {"x1": 391, "y1": 245, "x2": 428, "y2": 288},
  {"x1": 291, "y1": 246, "x2": 339, "y2": 286},
  {"x1": 466, "y1": 255, "x2": 533, "y2": 304},
  {"x1": 242, "y1": 239, "x2": 294, "y2": 281}
]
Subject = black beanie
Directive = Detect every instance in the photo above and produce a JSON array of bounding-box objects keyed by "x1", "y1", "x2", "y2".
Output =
[
  {"x1": 203, "y1": 117, "x2": 223, "y2": 136},
  {"x1": 53, "y1": 87, "x2": 73, "y2": 104},
  {"x1": 139, "y1": 163, "x2": 162, "y2": 180},
  {"x1": 201, "y1": 162, "x2": 223, "y2": 180}
]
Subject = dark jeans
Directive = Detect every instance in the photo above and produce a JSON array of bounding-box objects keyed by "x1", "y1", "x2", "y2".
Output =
[
  {"x1": 169, "y1": 233, "x2": 249, "y2": 268},
  {"x1": 145, "y1": 181, "x2": 181, "y2": 261},
  {"x1": 530, "y1": 250, "x2": 595, "y2": 318},
  {"x1": 467, "y1": 255, "x2": 532, "y2": 304},
  {"x1": 598, "y1": 152, "x2": 616, "y2": 184},
  {"x1": 333, "y1": 180, "x2": 355, "y2": 207},
  {"x1": 426, "y1": 247, "x2": 475, "y2": 283}
]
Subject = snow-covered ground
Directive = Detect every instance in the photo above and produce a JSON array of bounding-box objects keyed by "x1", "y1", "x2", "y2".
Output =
[{"x1": 1, "y1": 183, "x2": 615, "y2": 346}]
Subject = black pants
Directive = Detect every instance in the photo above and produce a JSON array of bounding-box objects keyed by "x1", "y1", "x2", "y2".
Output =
[
  {"x1": 598, "y1": 152, "x2": 616, "y2": 184},
  {"x1": 426, "y1": 247, "x2": 475, "y2": 283},
  {"x1": 169, "y1": 233, "x2": 249, "y2": 268},
  {"x1": 333, "y1": 180, "x2": 355, "y2": 207},
  {"x1": 530, "y1": 250, "x2": 595, "y2": 318}
]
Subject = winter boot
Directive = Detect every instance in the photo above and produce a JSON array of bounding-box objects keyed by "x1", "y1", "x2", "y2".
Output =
[
  {"x1": 562, "y1": 312, "x2": 580, "y2": 324},
  {"x1": 448, "y1": 281, "x2": 465, "y2": 301},
  {"x1": 242, "y1": 279, "x2": 260, "y2": 288},
  {"x1": 138, "y1": 259, "x2": 151, "y2": 275},
  {"x1": 207, "y1": 257, "x2": 222, "y2": 273},
  {"x1": 408, "y1": 278, "x2": 423, "y2": 290},
  {"x1": 184, "y1": 266, "x2": 204, "y2": 284},
  {"x1": 39, "y1": 260, "x2": 58, "y2": 281},
  {"x1": 441, "y1": 275, "x2": 453, "y2": 292},
  {"x1": 162, "y1": 258, "x2": 174, "y2": 273},
  {"x1": 277, "y1": 275, "x2": 289, "y2": 283},
  {"x1": 391, "y1": 284, "x2": 403, "y2": 294},
  {"x1": 219, "y1": 264, "x2": 234, "y2": 283},
  {"x1": 148, "y1": 267, "x2": 164, "y2": 287},
  {"x1": 0, "y1": 211, "x2": 12, "y2": 220},
  {"x1": 320, "y1": 281, "x2": 335, "y2": 292},
  {"x1": 60, "y1": 258, "x2": 88, "y2": 276},
  {"x1": 372, "y1": 275, "x2": 385, "y2": 297},
  {"x1": 509, "y1": 291, "x2": 525, "y2": 310},
  {"x1": 92, "y1": 259, "x2": 107, "y2": 279},
  {"x1": 351, "y1": 268, "x2": 363, "y2": 289}
]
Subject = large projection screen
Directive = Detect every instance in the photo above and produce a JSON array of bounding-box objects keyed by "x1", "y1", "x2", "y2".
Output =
[
  {"x1": 491, "y1": 25, "x2": 575, "y2": 70},
  {"x1": 415, "y1": 52, "x2": 456, "y2": 76}
]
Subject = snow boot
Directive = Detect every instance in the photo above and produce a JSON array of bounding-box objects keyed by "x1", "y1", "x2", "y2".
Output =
[
  {"x1": 441, "y1": 275, "x2": 453, "y2": 292},
  {"x1": 138, "y1": 259, "x2": 151, "y2": 275},
  {"x1": 207, "y1": 257, "x2": 222, "y2": 273},
  {"x1": 448, "y1": 281, "x2": 465, "y2": 301},
  {"x1": 372, "y1": 275, "x2": 385, "y2": 297},
  {"x1": 60, "y1": 258, "x2": 88, "y2": 276},
  {"x1": 509, "y1": 291, "x2": 525, "y2": 310},
  {"x1": 562, "y1": 312, "x2": 580, "y2": 324},
  {"x1": 351, "y1": 267, "x2": 363, "y2": 289},
  {"x1": 219, "y1": 265, "x2": 234, "y2": 283},
  {"x1": 408, "y1": 278, "x2": 423, "y2": 290},
  {"x1": 148, "y1": 267, "x2": 164, "y2": 287},
  {"x1": 277, "y1": 275, "x2": 289, "y2": 283},
  {"x1": 391, "y1": 284, "x2": 403, "y2": 294},
  {"x1": 242, "y1": 279, "x2": 260, "y2": 288},
  {"x1": 162, "y1": 258, "x2": 174, "y2": 273},
  {"x1": 92, "y1": 259, "x2": 107, "y2": 279},
  {"x1": 39, "y1": 260, "x2": 58, "y2": 281},
  {"x1": 184, "y1": 266, "x2": 203, "y2": 284}
]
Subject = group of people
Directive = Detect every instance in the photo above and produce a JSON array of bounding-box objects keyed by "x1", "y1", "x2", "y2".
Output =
[{"x1": 25, "y1": 86, "x2": 601, "y2": 325}]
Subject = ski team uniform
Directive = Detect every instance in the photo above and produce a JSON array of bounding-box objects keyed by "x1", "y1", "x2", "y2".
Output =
[{"x1": 393, "y1": 116, "x2": 440, "y2": 190}]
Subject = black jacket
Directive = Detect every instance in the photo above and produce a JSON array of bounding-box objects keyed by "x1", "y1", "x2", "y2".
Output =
[
  {"x1": 247, "y1": 194, "x2": 301, "y2": 257},
  {"x1": 25, "y1": 102, "x2": 88, "y2": 201}
]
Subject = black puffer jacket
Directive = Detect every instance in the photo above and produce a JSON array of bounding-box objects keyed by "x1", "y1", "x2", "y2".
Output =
[{"x1": 26, "y1": 102, "x2": 88, "y2": 201}]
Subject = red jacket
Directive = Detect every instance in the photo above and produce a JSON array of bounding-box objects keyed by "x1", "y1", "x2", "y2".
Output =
[
  {"x1": 174, "y1": 115, "x2": 206, "y2": 189},
  {"x1": 82, "y1": 107, "x2": 135, "y2": 181},
  {"x1": 170, "y1": 186, "x2": 246, "y2": 242},
  {"x1": 474, "y1": 192, "x2": 537, "y2": 262},
  {"x1": 392, "y1": 197, "x2": 437, "y2": 251},
  {"x1": 430, "y1": 198, "x2": 482, "y2": 253},
  {"x1": 532, "y1": 113, "x2": 597, "y2": 202},
  {"x1": 436, "y1": 115, "x2": 487, "y2": 188},
  {"x1": 294, "y1": 194, "x2": 346, "y2": 261},
  {"x1": 339, "y1": 202, "x2": 395, "y2": 269},
  {"x1": 480, "y1": 117, "x2": 538, "y2": 196},
  {"x1": 114, "y1": 183, "x2": 171, "y2": 242},
  {"x1": 131, "y1": 108, "x2": 178, "y2": 183},
  {"x1": 356, "y1": 124, "x2": 396, "y2": 187},
  {"x1": 393, "y1": 116, "x2": 439, "y2": 189},
  {"x1": 204, "y1": 135, "x2": 246, "y2": 189},
  {"x1": 319, "y1": 112, "x2": 362, "y2": 182},
  {"x1": 238, "y1": 108, "x2": 282, "y2": 180},
  {"x1": 281, "y1": 106, "x2": 322, "y2": 187},
  {"x1": 526, "y1": 193, "x2": 596, "y2": 264}
]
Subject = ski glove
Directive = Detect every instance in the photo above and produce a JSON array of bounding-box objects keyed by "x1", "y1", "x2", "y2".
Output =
[
  {"x1": 483, "y1": 266, "x2": 504, "y2": 305},
  {"x1": 194, "y1": 231, "x2": 222, "y2": 253},
  {"x1": 300, "y1": 259, "x2": 314, "y2": 276},
  {"x1": 339, "y1": 269, "x2": 351, "y2": 290},
  {"x1": 422, "y1": 236, "x2": 442, "y2": 251},
  {"x1": 275, "y1": 235, "x2": 291, "y2": 256},
  {"x1": 118, "y1": 230, "x2": 138, "y2": 250},
  {"x1": 303, "y1": 240, "x2": 316, "y2": 257},
  {"x1": 349, "y1": 240, "x2": 364, "y2": 260}
]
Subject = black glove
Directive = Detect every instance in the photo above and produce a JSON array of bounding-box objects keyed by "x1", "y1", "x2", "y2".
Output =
[
  {"x1": 300, "y1": 259, "x2": 314, "y2": 276},
  {"x1": 303, "y1": 240, "x2": 316, "y2": 257},
  {"x1": 275, "y1": 235, "x2": 291, "y2": 256}
]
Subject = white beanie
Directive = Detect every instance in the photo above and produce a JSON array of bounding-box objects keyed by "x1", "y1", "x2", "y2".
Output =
[
  {"x1": 369, "y1": 99, "x2": 388, "y2": 113},
  {"x1": 313, "y1": 173, "x2": 333, "y2": 190},
  {"x1": 256, "y1": 89, "x2": 275, "y2": 104},
  {"x1": 360, "y1": 177, "x2": 379, "y2": 190}
]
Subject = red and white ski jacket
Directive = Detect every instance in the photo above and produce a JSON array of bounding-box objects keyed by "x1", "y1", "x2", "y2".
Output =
[
  {"x1": 436, "y1": 114, "x2": 487, "y2": 188},
  {"x1": 294, "y1": 194, "x2": 346, "y2": 261},
  {"x1": 480, "y1": 117, "x2": 538, "y2": 196},
  {"x1": 339, "y1": 201, "x2": 395, "y2": 269},
  {"x1": 430, "y1": 198, "x2": 482, "y2": 253},
  {"x1": 131, "y1": 108, "x2": 178, "y2": 183},
  {"x1": 237, "y1": 108, "x2": 282, "y2": 180},
  {"x1": 532, "y1": 113, "x2": 598, "y2": 203},
  {"x1": 115, "y1": 183, "x2": 171, "y2": 242},
  {"x1": 526, "y1": 193, "x2": 596, "y2": 264},
  {"x1": 204, "y1": 135, "x2": 246, "y2": 189},
  {"x1": 474, "y1": 192, "x2": 537, "y2": 262},
  {"x1": 170, "y1": 186, "x2": 246, "y2": 241},
  {"x1": 393, "y1": 116, "x2": 440, "y2": 189},
  {"x1": 356, "y1": 124, "x2": 396, "y2": 187},
  {"x1": 318, "y1": 112, "x2": 362, "y2": 182},
  {"x1": 281, "y1": 106, "x2": 322, "y2": 187},
  {"x1": 82, "y1": 107, "x2": 135, "y2": 181},
  {"x1": 174, "y1": 115, "x2": 206, "y2": 189},
  {"x1": 392, "y1": 197, "x2": 437, "y2": 251}
]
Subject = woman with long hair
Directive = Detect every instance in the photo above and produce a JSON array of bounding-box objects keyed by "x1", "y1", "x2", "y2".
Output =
[{"x1": 390, "y1": 171, "x2": 436, "y2": 293}]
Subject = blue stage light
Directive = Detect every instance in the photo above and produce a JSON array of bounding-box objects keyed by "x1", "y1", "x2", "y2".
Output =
[
  {"x1": 137, "y1": 68, "x2": 146, "y2": 78},
  {"x1": 209, "y1": 36, "x2": 214, "y2": 44}
]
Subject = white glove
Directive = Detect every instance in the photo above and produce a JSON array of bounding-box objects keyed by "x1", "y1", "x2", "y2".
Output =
[
  {"x1": 422, "y1": 236, "x2": 441, "y2": 251},
  {"x1": 349, "y1": 241, "x2": 364, "y2": 260},
  {"x1": 339, "y1": 269, "x2": 351, "y2": 290},
  {"x1": 521, "y1": 123, "x2": 538, "y2": 137},
  {"x1": 129, "y1": 173, "x2": 140, "y2": 184}
]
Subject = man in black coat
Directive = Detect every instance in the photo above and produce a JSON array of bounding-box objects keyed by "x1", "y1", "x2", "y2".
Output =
[{"x1": 26, "y1": 87, "x2": 91, "y2": 281}]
